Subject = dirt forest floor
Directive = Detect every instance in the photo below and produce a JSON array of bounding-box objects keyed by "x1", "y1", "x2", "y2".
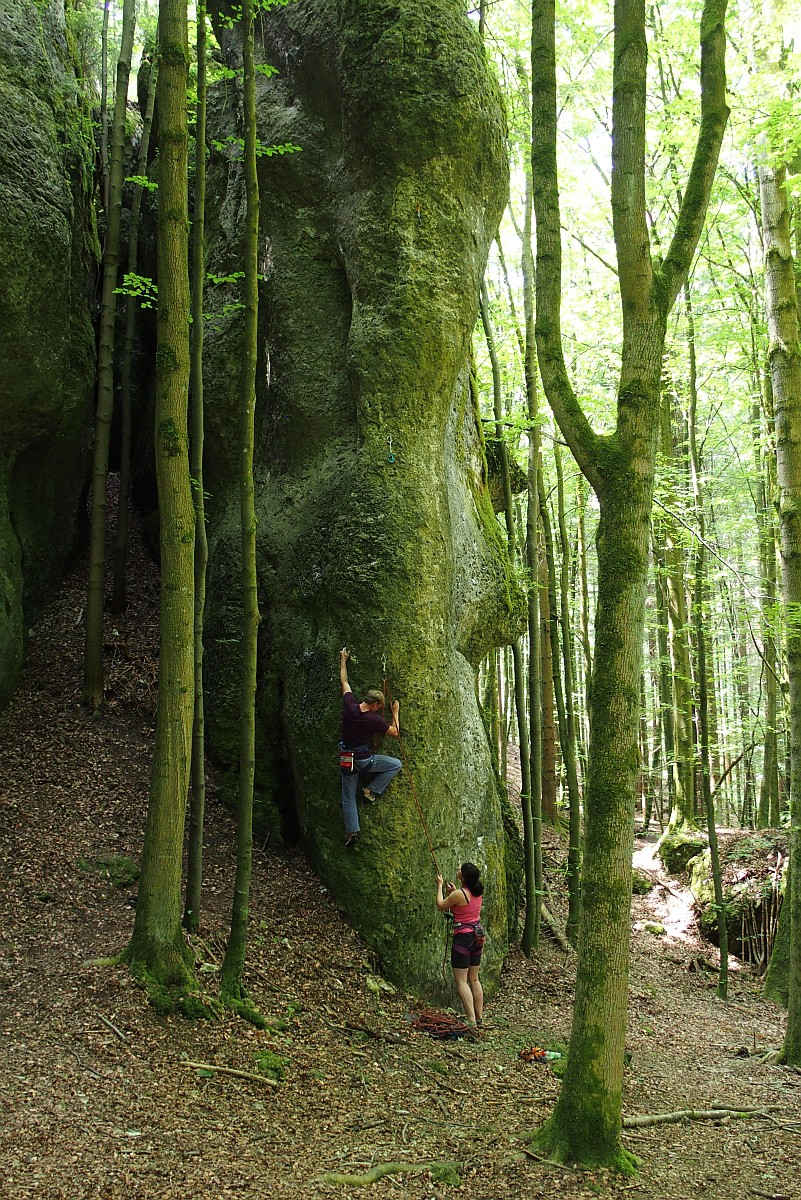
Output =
[{"x1": 1, "y1": 515, "x2": 800, "y2": 1200}]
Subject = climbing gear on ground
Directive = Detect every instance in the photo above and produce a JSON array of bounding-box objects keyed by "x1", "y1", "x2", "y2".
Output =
[
  {"x1": 386, "y1": 435, "x2": 395, "y2": 464},
  {"x1": 519, "y1": 1046, "x2": 561, "y2": 1063},
  {"x1": 411, "y1": 1008, "x2": 480, "y2": 1041}
]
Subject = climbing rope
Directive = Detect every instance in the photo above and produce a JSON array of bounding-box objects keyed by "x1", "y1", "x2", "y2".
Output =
[
  {"x1": 411, "y1": 1008, "x2": 481, "y2": 1040},
  {"x1": 382, "y1": 663, "x2": 441, "y2": 876}
]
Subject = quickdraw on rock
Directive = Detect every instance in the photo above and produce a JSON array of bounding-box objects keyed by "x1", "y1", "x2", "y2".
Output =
[{"x1": 410, "y1": 1008, "x2": 481, "y2": 1041}]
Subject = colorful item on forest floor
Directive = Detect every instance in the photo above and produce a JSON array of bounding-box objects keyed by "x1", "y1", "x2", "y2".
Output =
[
  {"x1": 411, "y1": 1008, "x2": 481, "y2": 1040},
  {"x1": 519, "y1": 1046, "x2": 561, "y2": 1063}
]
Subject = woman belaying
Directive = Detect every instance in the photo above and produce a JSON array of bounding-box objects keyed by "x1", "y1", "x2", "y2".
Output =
[{"x1": 436, "y1": 862, "x2": 485, "y2": 1026}]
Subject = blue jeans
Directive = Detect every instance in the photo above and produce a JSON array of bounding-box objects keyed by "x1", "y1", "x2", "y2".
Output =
[{"x1": 341, "y1": 754, "x2": 402, "y2": 835}]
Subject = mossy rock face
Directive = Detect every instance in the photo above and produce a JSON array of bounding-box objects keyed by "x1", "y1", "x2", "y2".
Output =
[
  {"x1": 657, "y1": 828, "x2": 708, "y2": 875},
  {"x1": 764, "y1": 863, "x2": 790, "y2": 1008},
  {"x1": 0, "y1": 0, "x2": 98, "y2": 706},
  {"x1": 689, "y1": 830, "x2": 788, "y2": 971},
  {"x1": 198, "y1": 0, "x2": 519, "y2": 998}
]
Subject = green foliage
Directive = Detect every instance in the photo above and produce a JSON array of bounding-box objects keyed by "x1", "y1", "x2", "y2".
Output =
[
  {"x1": 125, "y1": 174, "x2": 158, "y2": 193},
  {"x1": 210, "y1": 134, "x2": 302, "y2": 159},
  {"x1": 216, "y1": 0, "x2": 292, "y2": 29},
  {"x1": 209, "y1": 63, "x2": 279, "y2": 80},
  {"x1": 115, "y1": 272, "x2": 158, "y2": 308}
]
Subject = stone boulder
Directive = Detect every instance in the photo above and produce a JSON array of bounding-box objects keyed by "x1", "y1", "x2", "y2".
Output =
[{"x1": 198, "y1": 0, "x2": 522, "y2": 998}]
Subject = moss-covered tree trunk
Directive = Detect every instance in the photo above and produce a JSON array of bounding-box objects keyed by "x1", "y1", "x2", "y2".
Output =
[
  {"x1": 554, "y1": 443, "x2": 582, "y2": 943},
  {"x1": 201, "y1": 0, "x2": 520, "y2": 998},
  {"x1": 124, "y1": 0, "x2": 197, "y2": 998},
  {"x1": 759, "y1": 163, "x2": 801, "y2": 1065},
  {"x1": 184, "y1": 1, "x2": 209, "y2": 936},
  {"x1": 221, "y1": 0, "x2": 261, "y2": 1007},
  {"x1": 530, "y1": 0, "x2": 728, "y2": 1169}
]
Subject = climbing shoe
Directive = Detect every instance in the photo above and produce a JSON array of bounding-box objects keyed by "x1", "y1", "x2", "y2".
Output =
[
  {"x1": 345, "y1": 831, "x2": 360, "y2": 849},
  {"x1": 362, "y1": 788, "x2": 378, "y2": 803}
]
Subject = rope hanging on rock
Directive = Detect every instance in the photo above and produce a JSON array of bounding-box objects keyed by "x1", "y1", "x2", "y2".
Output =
[{"x1": 382, "y1": 660, "x2": 440, "y2": 876}]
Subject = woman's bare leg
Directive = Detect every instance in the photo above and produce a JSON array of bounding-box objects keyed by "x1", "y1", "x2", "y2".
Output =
[
  {"x1": 452, "y1": 966, "x2": 476, "y2": 1024},
  {"x1": 467, "y1": 966, "x2": 483, "y2": 1022}
]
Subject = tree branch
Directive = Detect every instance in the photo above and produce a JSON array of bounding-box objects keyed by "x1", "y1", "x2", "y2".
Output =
[{"x1": 658, "y1": 0, "x2": 730, "y2": 309}]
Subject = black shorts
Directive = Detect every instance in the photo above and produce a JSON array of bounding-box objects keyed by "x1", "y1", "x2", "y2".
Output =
[{"x1": 451, "y1": 932, "x2": 482, "y2": 968}]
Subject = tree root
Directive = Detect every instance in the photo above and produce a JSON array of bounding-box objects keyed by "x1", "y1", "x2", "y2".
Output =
[{"x1": 320, "y1": 1161, "x2": 462, "y2": 1187}]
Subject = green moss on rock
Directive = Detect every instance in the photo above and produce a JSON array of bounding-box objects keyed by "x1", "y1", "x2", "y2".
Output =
[
  {"x1": 0, "y1": 0, "x2": 97, "y2": 706},
  {"x1": 199, "y1": 0, "x2": 517, "y2": 998}
]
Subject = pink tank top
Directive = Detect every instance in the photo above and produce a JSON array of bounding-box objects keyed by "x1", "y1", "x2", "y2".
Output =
[{"x1": 452, "y1": 888, "x2": 482, "y2": 933}]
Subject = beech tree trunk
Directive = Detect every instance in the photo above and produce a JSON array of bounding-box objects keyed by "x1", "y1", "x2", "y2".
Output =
[
  {"x1": 184, "y1": 1, "x2": 208, "y2": 935},
  {"x1": 530, "y1": 0, "x2": 728, "y2": 1168},
  {"x1": 759, "y1": 163, "x2": 801, "y2": 1065},
  {"x1": 124, "y1": 0, "x2": 197, "y2": 997},
  {"x1": 221, "y1": 0, "x2": 261, "y2": 1007}
]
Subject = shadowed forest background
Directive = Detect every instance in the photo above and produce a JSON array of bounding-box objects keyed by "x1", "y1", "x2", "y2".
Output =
[{"x1": 1, "y1": 0, "x2": 801, "y2": 1194}]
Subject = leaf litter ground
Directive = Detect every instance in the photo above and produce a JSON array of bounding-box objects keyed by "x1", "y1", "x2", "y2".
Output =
[{"x1": 0, "y1": 510, "x2": 799, "y2": 1200}]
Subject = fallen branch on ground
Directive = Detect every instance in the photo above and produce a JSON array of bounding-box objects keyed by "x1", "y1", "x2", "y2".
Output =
[
  {"x1": 540, "y1": 903, "x2": 571, "y2": 952},
  {"x1": 320, "y1": 1161, "x2": 461, "y2": 1186},
  {"x1": 96, "y1": 1011, "x2": 126, "y2": 1040},
  {"x1": 182, "y1": 1061, "x2": 279, "y2": 1087},
  {"x1": 623, "y1": 1105, "x2": 766, "y2": 1129}
]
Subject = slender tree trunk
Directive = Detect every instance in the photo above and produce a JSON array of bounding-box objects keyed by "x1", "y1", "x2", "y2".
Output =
[
  {"x1": 685, "y1": 281, "x2": 728, "y2": 997},
  {"x1": 112, "y1": 41, "x2": 159, "y2": 615},
  {"x1": 659, "y1": 391, "x2": 696, "y2": 830},
  {"x1": 125, "y1": 0, "x2": 197, "y2": 997},
  {"x1": 555, "y1": 443, "x2": 582, "y2": 941},
  {"x1": 753, "y1": 371, "x2": 780, "y2": 826},
  {"x1": 539, "y1": 547, "x2": 558, "y2": 822},
  {"x1": 100, "y1": 0, "x2": 110, "y2": 217},
  {"x1": 221, "y1": 0, "x2": 261, "y2": 1005},
  {"x1": 759, "y1": 163, "x2": 801, "y2": 1064},
  {"x1": 654, "y1": 541, "x2": 676, "y2": 823},
  {"x1": 83, "y1": 0, "x2": 136, "y2": 708},
  {"x1": 480, "y1": 280, "x2": 537, "y2": 952},
  {"x1": 530, "y1": 0, "x2": 728, "y2": 1167},
  {"x1": 184, "y1": 2, "x2": 209, "y2": 935},
  {"x1": 521, "y1": 156, "x2": 543, "y2": 953}
]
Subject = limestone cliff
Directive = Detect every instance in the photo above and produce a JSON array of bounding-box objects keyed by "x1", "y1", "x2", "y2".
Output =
[
  {"x1": 201, "y1": 0, "x2": 522, "y2": 997},
  {"x1": 0, "y1": 0, "x2": 98, "y2": 705}
]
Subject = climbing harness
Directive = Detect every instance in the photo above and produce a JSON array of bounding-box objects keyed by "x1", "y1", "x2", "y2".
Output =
[
  {"x1": 452, "y1": 917, "x2": 486, "y2": 951},
  {"x1": 338, "y1": 741, "x2": 373, "y2": 774}
]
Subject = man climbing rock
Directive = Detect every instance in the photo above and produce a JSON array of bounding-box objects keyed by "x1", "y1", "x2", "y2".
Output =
[{"x1": 338, "y1": 647, "x2": 401, "y2": 847}]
